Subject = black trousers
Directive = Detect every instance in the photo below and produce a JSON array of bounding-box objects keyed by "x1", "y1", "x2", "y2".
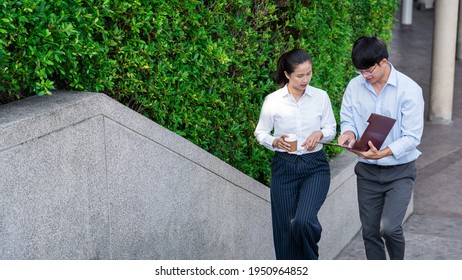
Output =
[
  {"x1": 270, "y1": 151, "x2": 330, "y2": 260},
  {"x1": 355, "y1": 161, "x2": 416, "y2": 260}
]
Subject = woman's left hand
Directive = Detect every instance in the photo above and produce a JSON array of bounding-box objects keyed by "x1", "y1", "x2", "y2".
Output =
[{"x1": 302, "y1": 131, "x2": 323, "y2": 151}]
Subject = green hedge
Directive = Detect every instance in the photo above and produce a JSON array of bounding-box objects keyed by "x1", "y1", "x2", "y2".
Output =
[{"x1": 0, "y1": 0, "x2": 399, "y2": 185}]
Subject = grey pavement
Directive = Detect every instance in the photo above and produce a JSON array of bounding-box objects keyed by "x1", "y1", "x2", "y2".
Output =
[{"x1": 335, "y1": 6, "x2": 462, "y2": 260}]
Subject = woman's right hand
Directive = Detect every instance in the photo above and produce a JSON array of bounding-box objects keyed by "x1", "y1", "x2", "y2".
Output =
[{"x1": 272, "y1": 135, "x2": 291, "y2": 151}]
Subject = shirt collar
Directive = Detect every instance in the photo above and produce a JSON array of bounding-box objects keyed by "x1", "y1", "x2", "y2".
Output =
[
  {"x1": 387, "y1": 62, "x2": 398, "y2": 87},
  {"x1": 282, "y1": 84, "x2": 312, "y2": 98}
]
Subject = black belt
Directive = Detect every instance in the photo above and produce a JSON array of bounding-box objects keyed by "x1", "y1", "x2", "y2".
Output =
[
  {"x1": 360, "y1": 162, "x2": 410, "y2": 169},
  {"x1": 376, "y1": 164, "x2": 401, "y2": 169}
]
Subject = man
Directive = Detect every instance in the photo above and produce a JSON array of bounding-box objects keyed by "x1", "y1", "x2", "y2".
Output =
[{"x1": 338, "y1": 36, "x2": 424, "y2": 260}]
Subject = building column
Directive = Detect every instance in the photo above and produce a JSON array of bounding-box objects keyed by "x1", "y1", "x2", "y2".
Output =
[
  {"x1": 429, "y1": 0, "x2": 460, "y2": 123},
  {"x1": 457, "y1": 0, "x2": 462, "y2": 60},
  {"x1": 401, "y1": 0, "x2": 413, "y2": 25},
  {"x1": 417, "y1": 0, "x2": 435, "y2": 10}
]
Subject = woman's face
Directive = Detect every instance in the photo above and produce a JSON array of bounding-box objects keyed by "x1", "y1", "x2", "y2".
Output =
[{"x1": 285, "y1": 61, "x2": 312, "y2": 93}]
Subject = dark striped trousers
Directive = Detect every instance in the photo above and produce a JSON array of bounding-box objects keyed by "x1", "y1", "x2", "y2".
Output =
[{"x1": 270, "y1": 151, "x2": 330, "y2": 260}]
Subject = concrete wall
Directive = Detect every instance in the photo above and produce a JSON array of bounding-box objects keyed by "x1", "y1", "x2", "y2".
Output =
[{"x1": 0, "y1": 91, "x2": 361, "y2": 260}]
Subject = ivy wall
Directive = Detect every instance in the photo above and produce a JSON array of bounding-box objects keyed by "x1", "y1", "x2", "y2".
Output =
[{"x1": 0, "y1": 0, "x2": 399, "y2": 185}]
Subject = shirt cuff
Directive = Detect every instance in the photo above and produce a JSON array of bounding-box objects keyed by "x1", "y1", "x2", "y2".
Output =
[
  {"x1": 264, "y1": 135, "x2": 277, "y2": 151},
  {"x1": 320, "y1": 129, "x2": 335, "y2": 142},
  {"x1": 340, "y1": 125, "x2": 358, "y2": 139}
]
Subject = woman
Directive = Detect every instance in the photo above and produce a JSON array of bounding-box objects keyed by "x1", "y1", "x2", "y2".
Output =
[{"x1": 254, "y1": 49, "x2": 336, "y2": 259}]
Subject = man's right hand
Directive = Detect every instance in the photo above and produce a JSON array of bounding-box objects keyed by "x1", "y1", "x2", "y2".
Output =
[{"x1": 338, "y1": 130, "x2": 356, "y2": 147}]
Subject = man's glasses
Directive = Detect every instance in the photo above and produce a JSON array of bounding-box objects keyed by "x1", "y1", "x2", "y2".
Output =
[{"x1": 355, "y1": 63, "x2": 378, "y2": 76}]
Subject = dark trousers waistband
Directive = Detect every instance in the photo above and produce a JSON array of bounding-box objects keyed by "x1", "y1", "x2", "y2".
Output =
[
  {"x1": 274, "y1": 150, "x2": 323, "y2": 163},
  {"x1": 358, "y1": 161, "x2": 415, "y2": 170}
]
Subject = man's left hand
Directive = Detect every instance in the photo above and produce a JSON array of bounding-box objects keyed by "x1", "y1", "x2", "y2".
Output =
[{"x1": 350, "y1": 141, "x2": 392, "y2": 160}]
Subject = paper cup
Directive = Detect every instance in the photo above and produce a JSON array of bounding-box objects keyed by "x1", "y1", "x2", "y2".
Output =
[{"x1": 285, "y1": 134, "x2": 298, "y2": 152}]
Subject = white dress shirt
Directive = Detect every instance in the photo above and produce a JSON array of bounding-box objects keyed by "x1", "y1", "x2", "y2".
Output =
[
  {"x1": 340, "y1": 63, "x2": 424, "y2": 165},
  {"x1": 254, "y1": 84, "x2": 337, "y2": 155}
]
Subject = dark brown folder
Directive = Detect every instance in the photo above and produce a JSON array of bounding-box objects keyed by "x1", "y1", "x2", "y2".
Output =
[{"x1": 350, "y1": 113, "x2": 396, "y2": 151}]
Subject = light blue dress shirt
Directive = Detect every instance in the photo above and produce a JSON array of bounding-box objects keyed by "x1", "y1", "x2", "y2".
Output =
[
  {"x1": 340, "y1": 63, "x2": 424, "y2": 165},
  {"x1": 255, "y1": 84, "x2": 336, "y2": 155}
]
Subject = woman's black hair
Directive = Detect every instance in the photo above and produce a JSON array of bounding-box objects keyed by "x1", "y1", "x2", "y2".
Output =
[
  {"x1": 351, "y1": 36, "x2": 389, "y2": 69},
  {"x1": 275, "y1": 49, "x2": 312, "y2": 88}
]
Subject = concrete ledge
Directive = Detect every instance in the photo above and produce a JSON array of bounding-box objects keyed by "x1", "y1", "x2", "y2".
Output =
[
  {"x1": 319, "y1": 151, "x2": 360, "y2": 259},
  {"x1": 0, "y1": 91, "x2": 362, "y2": 259}
]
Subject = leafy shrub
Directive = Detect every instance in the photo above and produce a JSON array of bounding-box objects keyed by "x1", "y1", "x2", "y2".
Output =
[{"x1": 0, "y1": 0, "x2": 399, "y2": 185}]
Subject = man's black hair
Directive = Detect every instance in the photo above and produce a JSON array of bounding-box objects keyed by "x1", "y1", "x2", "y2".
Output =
[{"x1": 351, "y1": 36, "x2": 389, "y2": 69}]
